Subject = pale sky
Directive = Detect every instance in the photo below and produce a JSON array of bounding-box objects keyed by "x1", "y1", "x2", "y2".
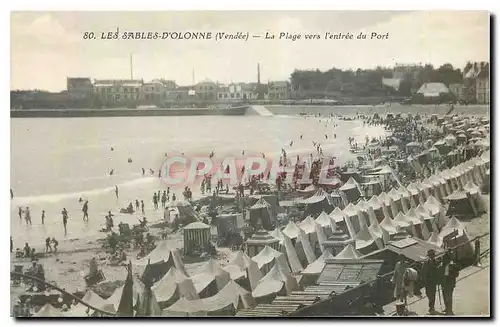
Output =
[{"x1": 11, "y1": 11, "x2": 490, "y2": 92}]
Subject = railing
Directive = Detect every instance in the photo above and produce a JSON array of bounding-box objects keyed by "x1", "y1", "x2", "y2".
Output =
[{"x1": 11, "y1": 272, "x2": 116, "y2": 317}]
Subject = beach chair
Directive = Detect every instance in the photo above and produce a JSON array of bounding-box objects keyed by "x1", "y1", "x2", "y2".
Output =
[
  {"x1": 11, "y1": 265, "x2": 23, "y2": 285},
  {"x1": 85, "y1": 270, "x2": 105, "y2": 286}
]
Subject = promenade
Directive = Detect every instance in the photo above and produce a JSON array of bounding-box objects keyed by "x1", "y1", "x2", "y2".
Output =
[{"x1": 383, "y1": 264, "x2": 490, "y2": 317}]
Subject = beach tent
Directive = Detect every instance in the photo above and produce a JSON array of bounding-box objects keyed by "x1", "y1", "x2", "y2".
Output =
[
  {"x1": 439, "y1": 217, "x2": 475, "y2": 261},
  {"x1": 245, "y1": 229, "x2": 280, "y2": 257},
  {"x1": 297, "y1": 184, "x2": 318, "y2": 198},
  {"x1": 387, "y1": 188, "x2": 405, "y2": 214},
  {"x1": 135, "y1": 285, "x2": 162, "y2": 317},
  {"x1": 427, "y1": 176, "x2": 447, "y2": 200},
  {"x1": 463, "y1": 181, "x2": 487, "y2": 213},
  {"x1": 343, "y1": 203, "x2": 363, "y2": 237},
  {"x1": 281, "y1": 221, "x2": 311, "y2": 265},
  {"x1": 367, "y1": 195, "x2": 386, "y2": 222},
  {"x1": 251, "y1": 263, "x2": 299, "y2": 302},
  {"x1": 333, "y1": 243, "x2": 362, "y2": 259},
  {"x1": 163, "y1": 280, "x2": 256, "y2": 316},
  {"x1": 281, "y1": 232, "x2": 304, "y2": 274},
  {"x1": 269, "y1": 227, "x2": 284, "y2": 244},
  {"x1": 315, "y1": 211, "x2": 335, "y2": 237},
  {"x1": 415, "y1": 181, "x2": 432, "y2": 201},
  {"x1": 445, "y1": 191, "x2": 478, "y2": 218},
  {"x1": 252, "y1": 245, "x2": 290, "y2": 275},
  {"x1": 190, "y1": 259, "x2": 231, "y2": 298},
  {"x1": 427, "y1": 231, "x2": 444, "y2": 248},
  {"x1": 299, "y1": 188, "x2": 334, "y2": 216},
  {"x1": 301, "y1": 249, "x2": 335, "y2": 287},
  {"x1": 315, "y1": 222, "x2": 328, "y2": 253},
  {"x1": 339, "y1": 177, "x2": 363, "y2": 203},
  {"x1": 108, "y1": 274, "x2": 145, "y2": 310},
  {"x1": 362, "y1": 179, "x2": 383, "y2": 198},
  {"x1": 439, "y1": 171, "x2": 454, "y2": 196},
  {"x1": 282, "y1": 221, "x2": 301, "y2": 240},
  {"x1": 379, "y1": 216, "x2": 400, "y2": 241},
  {"x1": 224, "y1": 251, "x2": 262, "y2": 291},
  {"x1": 404, "y1": 209, "x2": 424, "y2": 239},
  {"x1": 299, "y1": 216, "x2": 319, "y2": 242},
  {"x1": 330, "y1": 188, "x2": 348, "y2": 209},
  {"x1": 415, "y1": 204, "x2": 436, "y2": 235},
  {"x1": 64, "y1": 290, "x2": 116, "y2": 317},
  {"x1": 249, "y1": 197, "x2": 274, "y2": 230},
  {"x1": 298, "y1": 228, "x2": 317, "y2": 265},
  {"x1": 356, "y1": 199, "x2": 378, "y2": 226},
  {"x1": 398, "y1": 187, "x2": 416, "y2": 210},
  {"x1": 406, "y1": 183, "x2": 423, "y2": 206},
  {"x1": 368, "y1": 221, "x2": 388, "y2": 248},
  {"x1": 354, "y1": 226, "x2": 380, "y2": 255},
  {"x1": 299, "y1": 216, "x2": 326, "y2": 254},
  {"x1": 133, "y1": 242, "x2": 186, "y2": 282},
  {"x1": 329, "y1": 206, "x2": 348, "y2": 228},
  {"x1": 151, "y1": 267, "x2": 199, "y2": 308},
  {"x1": 392, "y1": 212, "x2": 412, "y2": 232},
  {"x1": 378, "y1": 192, "x2": 398, "y2": 219},
  {"x1": 322, "y1": 229, "x2": 354, "y2": 257}
]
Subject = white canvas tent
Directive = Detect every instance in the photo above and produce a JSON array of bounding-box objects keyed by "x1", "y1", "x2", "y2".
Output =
[
  {"x1": 427, "y1": 231, "x2": 444, "y2": 248},
  {"x1": 379, "y1": 216, "x2": 400, "y2": 241},
  {"x1": 190, "y1": 259, "x2": 231, "y2": 296},
  {"x1": 151, "y1": 267, "x2": 199, "y2": 306},
  {"x1": 282, "y1": 232, "x2": 304, "y2": 274},
  {"x1": 368, "y1": 221, "x2": 388, "y2": 247},
  {"x1": 354, "y1": 226, "x2": 380, "y2": 254},
  {"x1": 387, "y1": 188, "x2": 405, "y2": 213},
  {"x1": 333, "y1": 243, "x2": 362, "y2": 259},
  {"x1": 329, "y1": 207, "x2": 347, "y2": 224},
  {"x1": 163, "y1": 280, "x2": 256, "y2": 316},
  {"x1": 251, "y1": 263, "x2": 299, "y2": 300},
  {"x1": 343, "y1": 202, "x2": 364, "y2": 236},
  {"x1": 64, "y1": 290, "x2": 116, "y2": 317},
  {"x1": 225, "y1": 251, "x2": 262, "y2": 291},
  {"x1": 107, "y1": 275, "x2": 145, "y2": 309},
  {"x1": 315, "y1": 211, "x2": 335, "y2": 237},
  {"x1": 252, "y1": 245, "x2": 290, "y2": 274}
]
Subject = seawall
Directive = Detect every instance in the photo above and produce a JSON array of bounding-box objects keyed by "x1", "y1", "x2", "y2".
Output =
[{"x1": 10, "y1": 106, "x2": 249, "y2": 118}]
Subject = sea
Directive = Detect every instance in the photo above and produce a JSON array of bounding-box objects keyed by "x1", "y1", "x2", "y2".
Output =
[{"x1": 10, "y1": 104, "x2": 489, "y2": 250}]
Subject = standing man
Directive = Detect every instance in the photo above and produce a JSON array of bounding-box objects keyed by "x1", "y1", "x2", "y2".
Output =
[
  {"x1": 153, "y1": 193, "x2": 158, "y2": 210},
  {"x1": 25, "y1": 207, "x2": 32, "y2": 225},
  {"x1": 161, "y1": 191, "x2": 167, "y2": 208},
  {"x1": 115, "y1": 185, "x2": 119, "y2": 199},
  {"x1": 442, "y1": 251, "x2": 459, "y2": 315},
  {"x1": 41, "y1": 210, "x2": 45, "y2": 225},
  {"x1": 421, "y1": 249, "x2": 441, "y2": 314},
  {"x1": 82, "y1": 200, "x2": 89, "y2": 222},
  {"x1": 141, "y1": 200, "x2": 145, "y2": 214},
  {"x1": 45, "y1": 237, "x2": 52, "y2": 252},
  {"x1": 61, "y1": 208, "x2": 69, "y2": 236},
  {"x1": 18, "y1": 207, "x2": 23, "y2": 221}
]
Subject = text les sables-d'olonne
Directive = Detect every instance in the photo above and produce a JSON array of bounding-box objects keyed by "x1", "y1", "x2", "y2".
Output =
[{"x1": 82, "y1": 30, "x2": 389, "y2": 41}]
